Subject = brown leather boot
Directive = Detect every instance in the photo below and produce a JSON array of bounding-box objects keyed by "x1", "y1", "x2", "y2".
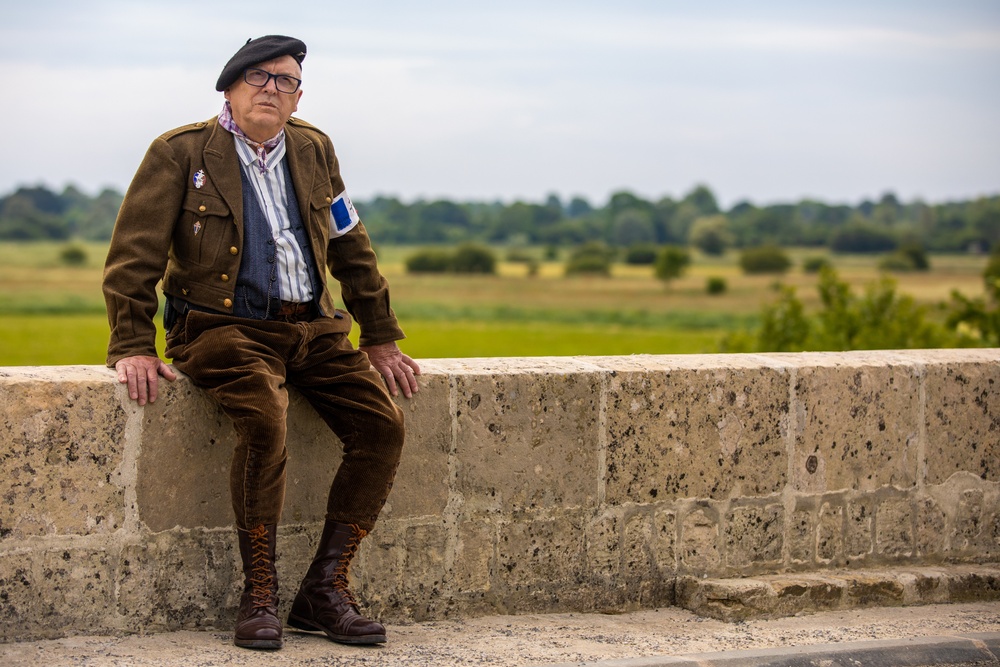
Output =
[
  {"x1": 287, "y1": 521, "x2": 386, "y2": 644},
  {"x1": 234, "y1": 523, "x2": 283, "y2": 650}
]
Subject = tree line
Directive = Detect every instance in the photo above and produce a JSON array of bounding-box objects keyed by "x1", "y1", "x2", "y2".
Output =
[{"x1": 2, "y1": 183, "x2": 999, "y2": 254}]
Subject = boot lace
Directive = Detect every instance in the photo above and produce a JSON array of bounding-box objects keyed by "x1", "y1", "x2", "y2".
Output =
[
  {"x1": 248, "y1": 524, "x2": 276, "y2": 609},
  {"x1": 332, "y1": 525, "x2": 368, "y2": 607}
]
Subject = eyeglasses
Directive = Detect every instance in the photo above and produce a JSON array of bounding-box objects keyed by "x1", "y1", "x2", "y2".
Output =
[{"x1": 243, "y1": 68, "x2": 302, "y2": 93}]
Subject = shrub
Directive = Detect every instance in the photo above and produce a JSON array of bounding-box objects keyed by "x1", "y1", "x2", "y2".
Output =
[
  {"x1": 802, "y1": 256, "x2": 831, "y2": 273},
  {"x1": 565, "y1": 242, "x2": 614, "y2": 276},
  {"x1": 405, "y1": 248, "x2": 452, "y2": 273},
  {"x1": 59, "y1": 243, "x2": 88, "y2": 266},
  {"x1": 706, "y1": 276, "x2": 727, "y2": 295},
  {"x1": 654, "y1": 245, "x2": 691, "y2": 283},
  {"x1": 739, "y1": 245, "x2": 791, "y2": 274},
  {"x1": 624, "y1": 243, "x2": 659, "y2": 265},
  {"x1": 451, "y1": 243, "x2": 497, "y2": 274}
]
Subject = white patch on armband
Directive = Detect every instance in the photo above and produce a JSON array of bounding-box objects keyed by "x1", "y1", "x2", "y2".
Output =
[{"x1": 329, "y1": 192, "x2": 361, "y2": 237}]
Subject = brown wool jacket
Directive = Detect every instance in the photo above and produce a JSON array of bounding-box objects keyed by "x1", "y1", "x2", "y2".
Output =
[{"x1": 103, "y1": 116, "x2": 404, "y2": 367}]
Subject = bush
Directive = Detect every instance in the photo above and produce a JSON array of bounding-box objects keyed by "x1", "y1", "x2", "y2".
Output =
[
  {"x1": 706, "y1": 276, "x2": 727, "y2": 295},
  {"x1": 654, "y1": 245, "x2": 691, "y2": 283},
  {"x1": 405, "y1": 248, "x2": 452, "y2": 273},
  {"x1": 829, "y1": 222, "x2": 897, "y2": 253},
  {"x1": 565, "y1": 242, "x2": 614, "y2": 276},
  {"x1": 451, "y1": 243, "x2": 497, "y2": 274},
  {"x1": 739, "y1": 245, "x2": 791, "y2": 274},
  {"x1": 802, "y1": 256, "x2": 831, "y2": 273},
  {"x1": 624, "y1": 243, "x2": 659, "y2": 265},
  {"x1": 59, "y1": 243, "x2": 88, "y2": 266}
]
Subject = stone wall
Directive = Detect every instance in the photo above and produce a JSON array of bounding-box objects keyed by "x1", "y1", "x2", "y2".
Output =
[{"x1": 1, "y1": 349, "x2": 998, "y2": 641}]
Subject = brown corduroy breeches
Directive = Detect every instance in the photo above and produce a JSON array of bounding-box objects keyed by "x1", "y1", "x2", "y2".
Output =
[{"x1": 165, "y1": 310, "x2": 405, "y2": 532}]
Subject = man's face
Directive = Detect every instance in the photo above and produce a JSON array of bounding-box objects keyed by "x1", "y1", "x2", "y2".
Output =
[{"x1": 224, "y1": 54, "x2": 303, "y2": 142}]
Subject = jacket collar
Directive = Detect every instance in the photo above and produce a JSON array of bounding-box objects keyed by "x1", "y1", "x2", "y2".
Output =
[{"x1": 202, "y1": 116, "x2": 318, "y2": 231}]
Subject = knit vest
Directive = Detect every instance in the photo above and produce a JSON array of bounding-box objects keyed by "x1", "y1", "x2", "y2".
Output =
[{"x1": 233, "y1": 161, "x2": 321, "y2": 319}]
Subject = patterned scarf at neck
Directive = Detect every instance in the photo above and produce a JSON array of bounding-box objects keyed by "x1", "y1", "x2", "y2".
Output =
[{"x1": 218, "y1": 101, "x2": 284, "y2": 175}]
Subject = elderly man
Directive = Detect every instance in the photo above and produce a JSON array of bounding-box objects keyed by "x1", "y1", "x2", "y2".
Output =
[{"x1": 103, "y1": 35, "x2": 419, "y2": 650}]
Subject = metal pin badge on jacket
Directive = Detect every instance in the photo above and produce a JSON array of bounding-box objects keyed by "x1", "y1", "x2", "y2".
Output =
[
  {"x1": 193, "y1": 221, "x2": 202, "y2": 235},
  {"x1": 193, "y1": 170, "x2": 207, "y2": 189}
]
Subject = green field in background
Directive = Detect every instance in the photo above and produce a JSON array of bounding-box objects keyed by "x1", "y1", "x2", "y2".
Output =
[{"x1": 0, "y1": 241, "x2": 988, "y2": 366}]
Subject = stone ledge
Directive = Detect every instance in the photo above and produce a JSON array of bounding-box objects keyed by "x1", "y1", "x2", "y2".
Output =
[{"x1": 676, "y1": 564, "x2": 1000, "y2": 621}]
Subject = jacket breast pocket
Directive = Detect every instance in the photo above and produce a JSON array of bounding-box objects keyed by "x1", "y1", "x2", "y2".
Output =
[{"x1": 173, "y1": 191, "x2": 232, "y2": 267}]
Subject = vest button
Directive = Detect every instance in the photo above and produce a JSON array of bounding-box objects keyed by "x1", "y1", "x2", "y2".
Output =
[
  {"x1": 221, "y1": 274, "x2": 229, "y2": 282},
  {"x1": 230, "y1": 246, "x2": 239, "y2": 255},
  {"x1": 223, "y1": 298, "x2": 233, "y2": 308},
  {"x1": 198, "y1": 205, "x2": 207, "y2": 212}
]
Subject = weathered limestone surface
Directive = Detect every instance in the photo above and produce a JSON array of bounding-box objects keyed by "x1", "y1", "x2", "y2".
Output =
[{"x1": 1, "y1": 350, "x2": 998, "y2": 641}]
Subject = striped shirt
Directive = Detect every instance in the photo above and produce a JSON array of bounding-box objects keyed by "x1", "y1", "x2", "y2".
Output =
[{"x1": 233, "y1": 136, "x2": 314, "y2": 304}]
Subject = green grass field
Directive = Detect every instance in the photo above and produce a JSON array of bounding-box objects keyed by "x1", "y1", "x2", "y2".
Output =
[{"x1": 0, "y1": 241, "x2": 988, "y2": 366}]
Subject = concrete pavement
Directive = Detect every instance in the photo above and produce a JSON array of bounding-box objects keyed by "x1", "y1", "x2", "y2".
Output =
[{"x1": 3, "y1": 600, "x2": 999, "y2": 667}]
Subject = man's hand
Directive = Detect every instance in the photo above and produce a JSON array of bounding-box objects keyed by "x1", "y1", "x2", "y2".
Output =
[
  {"x1": 360, "y1": 342, "x2": 421, "y2": 398},
  {"x1": 114, "y1": 355, "x2": 177, "y2": 406}
]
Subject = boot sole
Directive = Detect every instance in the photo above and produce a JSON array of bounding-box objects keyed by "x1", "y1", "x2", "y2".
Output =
[
  {"x1": 233, "y1": 637, "x2": 283, "y2": 650},
  {"x1": 287, "y1": 614, "x2": 386, "y2": 645}
]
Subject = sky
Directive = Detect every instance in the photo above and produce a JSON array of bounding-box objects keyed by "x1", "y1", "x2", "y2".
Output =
[{"x1": 2, "y1": 1, "x2": 999, "y2": 209}]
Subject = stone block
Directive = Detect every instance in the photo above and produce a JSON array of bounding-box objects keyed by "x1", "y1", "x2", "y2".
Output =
[
  {"x1": 679, "y1": 505, "x2": 721, "y2": 574},
  {"x1": 817, "y1": 501, "x2": 844, "y2": 562},
  {"x1": 652, "y1": 509, "x2": 677, "y2": 575},
  {"x1": 916, "y1": 497, "x2": 947, "y2": 558},
  {"x1": 381, "y1": 371, "x2": 452, "y2": 520},
  {"x1": 792, "y1": 362, "x2": 920, "y2": 493},
  {"x1": 0, "y1": 370, "x2": 127, "y2": 538},
  {"x1": 724, "y1": 504, "x2": 784, "y2": 571},
  {"x1": 623, "y1": 511, "x2": 653, "y2": 582},
  {"x1": 496, "y1": 512, "x2": 586, "y2": 596},
  {"x1": 117, "y1": 529, "x2": 239, "y2": 632},
  {"x1": 604, "y1": 360, "x2": 788, "y2": 504},
  {"x1": 454, "y1": 366, "x2": 601, "y2": 512},
  {"x1": 844, "y1": 573, "x2": 905, "y2": 607},
  {"x1": 453, "y1": 517, "x2": 495, "y2": 593},
  {"x1": 876, "y1": 498, "x2": 914, "y2": 559},
  {"x1": 846, "y1": 498, "x2": 875, "y2": 559},
  {"x1": 923, "y1": 356, "x2": 1000, "y2": 483},
  {"x1": 585, "y1": 511, "x2": 621, "y2": 580},
  {"x1": 0, "y1": 547, "x2": 115, "y2": 641},
  {"x1": 789, "y1": 507, "x2": 815, "y2": 563}
]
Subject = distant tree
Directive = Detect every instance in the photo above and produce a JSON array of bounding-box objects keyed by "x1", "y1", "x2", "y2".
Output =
[
  {"x1": 688, "y1": 215, "x2": 733, "y2": 255},
  {"x1": 829, "y1": 220, "x2": 898, "y2": 253},
  {"x1": 654, "y1": 245, "x2": 691, "y2": 284},
  {"x1": 682, "y1": 184, "x2": 719, "y2": 216},
  {"x1": 612, "y1": 209, "x2": 655, "y2": 246}
]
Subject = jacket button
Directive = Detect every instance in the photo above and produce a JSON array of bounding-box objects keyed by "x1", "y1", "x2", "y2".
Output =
[
  {"x1": 326, "y1": 196, "x2": 332, "y2": 204},
  {"x1": 223, "y1": 298, "x2": 233, "y2": 308},
  {"x1": 181, "y1": 288, "x2": 190, "y2": 296},
  {"x1": 198, "y1": 205, "x2": 207, "y2": 212},
  {"x1": 230, "y1": 246, "x2": 239, "y2": 255},
  {"x1": 221, "y1": 274, "x2": 229, "y2": 282}
]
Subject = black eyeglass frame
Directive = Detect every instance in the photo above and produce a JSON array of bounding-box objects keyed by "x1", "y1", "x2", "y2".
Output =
[{"x1": 242, "y1": 68, "x2": 302, "y2": 93}]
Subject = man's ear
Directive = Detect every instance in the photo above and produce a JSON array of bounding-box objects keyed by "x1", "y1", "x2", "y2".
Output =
[{"x1": 292, "y1": 90, "x2": 302, "y2": 113}]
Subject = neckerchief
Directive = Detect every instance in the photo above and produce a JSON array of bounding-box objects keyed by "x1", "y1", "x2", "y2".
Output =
[{"x1": 218, "y1": 101, "x2": 284, "y2": 175}]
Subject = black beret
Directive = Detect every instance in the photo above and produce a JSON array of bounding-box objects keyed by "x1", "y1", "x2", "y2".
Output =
[{"x1": 216, "y1": 35, "x2": 307, "y2": 91}]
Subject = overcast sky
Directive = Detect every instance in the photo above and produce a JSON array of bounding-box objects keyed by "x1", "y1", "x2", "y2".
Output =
[{"x1": 2, "y1": 1, "x2": 998, "y2": 208}]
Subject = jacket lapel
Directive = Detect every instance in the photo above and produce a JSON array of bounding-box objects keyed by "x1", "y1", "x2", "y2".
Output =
[
  {"x1": 202, "y1": 118, "x2": 244, "y2": 230},
  {"x1": 284, "y1": 123, "x2": 317, "y2": 228}
]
